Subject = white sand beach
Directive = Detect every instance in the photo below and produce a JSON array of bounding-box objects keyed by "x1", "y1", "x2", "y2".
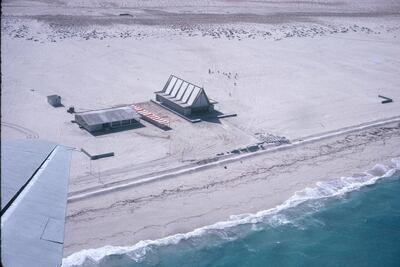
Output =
[{"x1": 1, "y1": 0, "x2": 400, "y2": 261}]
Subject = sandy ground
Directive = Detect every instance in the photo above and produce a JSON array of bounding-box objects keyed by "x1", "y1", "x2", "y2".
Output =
[
  {"x1": 1, "y1": 0, "x2": 400, "y2": 259},
  {"x1": 63, "y1": 122, "x2": 400, "y2": 255}
]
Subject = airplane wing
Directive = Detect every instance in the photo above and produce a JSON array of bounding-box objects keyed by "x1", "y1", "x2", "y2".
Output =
[{"x1": 1, "y1": 140, "x2": 72, "y2": 267}]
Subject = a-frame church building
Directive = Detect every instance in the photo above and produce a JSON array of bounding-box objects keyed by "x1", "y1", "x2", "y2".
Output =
[{"x1": 155, "y1": 75, "x2": 215, "y2": 116}]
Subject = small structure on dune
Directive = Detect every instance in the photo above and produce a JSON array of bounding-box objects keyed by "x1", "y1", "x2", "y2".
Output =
[
  {"x1": 47, "y1": 95, "x2": 62, "y2": 107},
  {"x1": 75, "y1": 106, "x2": 141, "y2": 132},
  {"x1": 155, "y1": 75, "x2": 216, "y2": 116}
]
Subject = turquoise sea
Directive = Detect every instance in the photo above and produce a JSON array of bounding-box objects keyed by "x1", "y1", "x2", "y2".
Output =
[{"x1": 64, "y1": 160, "x2": 400, "y2": 267}]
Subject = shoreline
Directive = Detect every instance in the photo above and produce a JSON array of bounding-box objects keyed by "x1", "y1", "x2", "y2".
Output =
[
  {"x1": 2, "y1": 1, "x2": 400, "y2": 264},
  {"x1": 67, "y1": 115, "x2": 400, "y2": 202},
  {"x1": 63, "y1": 157, "x2": 400, "y2": 267},
  {"x1": 63, "y1": 121, "x2": 400, "y2": 257}
]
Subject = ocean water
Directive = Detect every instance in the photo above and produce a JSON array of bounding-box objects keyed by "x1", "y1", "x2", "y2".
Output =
[{"x1": 63, "y1": 159, "x2": 400, "y2": 267}]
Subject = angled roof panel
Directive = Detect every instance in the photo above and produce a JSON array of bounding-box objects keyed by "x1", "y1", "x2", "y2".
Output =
[
  {"x1": 170, "y1": 79, "x2": 183, "y2": 97},
  {"x1": 176, "y1": 82, "x2": 188, "y2": 100},
  {"x1": 181, "y1": 84, "x2": 195, "y2": 103},
  {"x1": 156, "y1": 75, "x2": 213, "y2": 110},
  {"x1": 164, "y1": 76, "x2": 177, "y2": 94},
  {"x1": 187, "y1": 86, "x2": 201, "y2": 106}
]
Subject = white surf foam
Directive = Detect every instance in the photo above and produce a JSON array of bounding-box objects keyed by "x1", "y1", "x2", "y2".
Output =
[{"x1": 62, "y1": 158, "x2": 400, "y2": 267}]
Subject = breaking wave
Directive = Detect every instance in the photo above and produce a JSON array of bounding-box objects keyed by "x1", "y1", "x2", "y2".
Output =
[{"x1": 62, "y1": 158, "x2": 400, "y2": 267}]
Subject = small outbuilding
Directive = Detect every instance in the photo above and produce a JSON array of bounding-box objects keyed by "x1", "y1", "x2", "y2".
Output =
[
  {"x1": 47, "y1": 95, "x2": 62, "y2": 107},
  {"x1": 155, "y1": 75, "x2": 215, "y2": 116},
  {"x1": 75, "y1": 106, "x2": 141, "y2": 132}
]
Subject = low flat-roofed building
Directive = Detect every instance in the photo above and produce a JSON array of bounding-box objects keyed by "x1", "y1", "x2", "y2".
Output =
[
  {"x1": 75, "y1": 106, "x2": 141, "y2": 132},
  {"x1": 155, "y1": 75, "x2": 215, "y2": 116}
]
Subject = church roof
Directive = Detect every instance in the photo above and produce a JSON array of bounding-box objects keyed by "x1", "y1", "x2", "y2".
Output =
[{"x1": 156, "y1": 75, "x2": 211, "y2": 108}]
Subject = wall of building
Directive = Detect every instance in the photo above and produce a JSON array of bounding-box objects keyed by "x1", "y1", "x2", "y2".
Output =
[
  {"x1": 75, "y1": 115, "x2": 140, "y2": 133},
  {"x1": 191, "y1": 92, "x2": 209, "y2": 109},
  {"x1": 87, "y1": 124, "x2": 103, "y2": 132},
  {"x1": 75, "y1": 115, "x2": 90, "y2": 131}
]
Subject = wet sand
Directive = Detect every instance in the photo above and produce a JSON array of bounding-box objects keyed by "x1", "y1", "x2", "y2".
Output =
[
  {"x1": 63, "y1": 121, "x2": 400, "y2": 255},
  {"x1": 1, "y1": 0, "x2": 400, "y2": 261}
]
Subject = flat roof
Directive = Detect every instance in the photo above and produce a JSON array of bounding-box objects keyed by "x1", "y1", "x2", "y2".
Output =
[{"x1": 75, "y1": 106, "x2": 141, "y2": 126}]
